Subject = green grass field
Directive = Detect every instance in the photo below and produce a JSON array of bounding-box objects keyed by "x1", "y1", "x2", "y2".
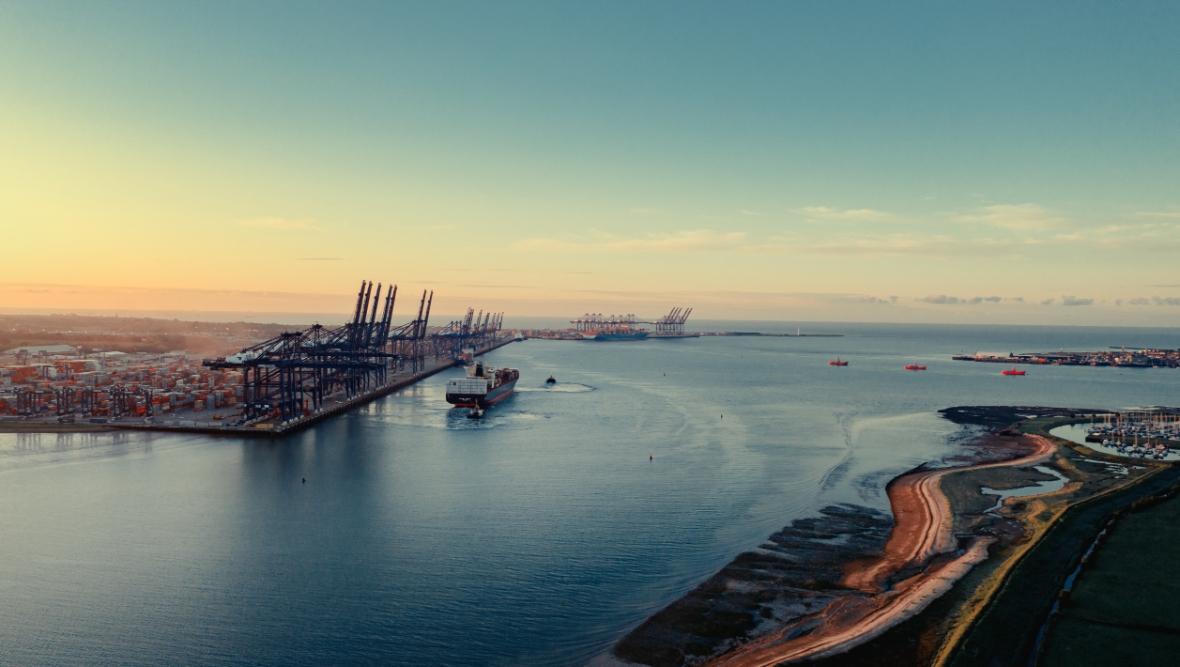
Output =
[
  {"x1": 944, "y1": 465, "x2": 1180, "y2": 667},
  {"x1": 1040, "y1": 494, "x2": 1180, "y2": 667}
]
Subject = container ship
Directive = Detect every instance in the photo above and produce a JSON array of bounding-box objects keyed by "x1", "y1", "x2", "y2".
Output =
[
  {"x1": 445, "y1": 360, "x2": 519, "y2": 407},
  {"x1": 582, "y1": 326, "x2": 648, "y2": 341}
]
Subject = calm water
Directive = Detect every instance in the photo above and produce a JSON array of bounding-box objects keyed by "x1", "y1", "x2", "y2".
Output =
[{"x1": 1, "y1": 324, "x2": 1177, "y2": 666}]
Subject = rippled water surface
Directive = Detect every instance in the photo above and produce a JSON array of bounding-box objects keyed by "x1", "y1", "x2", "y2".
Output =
[{"x1": 1, "y1": 324, "x2": 1177, "y2": 666}]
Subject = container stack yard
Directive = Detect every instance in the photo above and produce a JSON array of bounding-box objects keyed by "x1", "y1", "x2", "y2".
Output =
[
  {"x1": 0, "y1": 348, "x2": 243, "y2": 423},
  {"x1": 0, "y1": 280, "x2": 512, "y2": 435}
]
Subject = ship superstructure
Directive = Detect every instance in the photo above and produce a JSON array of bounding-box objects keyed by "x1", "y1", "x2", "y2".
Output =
[{"x1": 445, "y1": 360, "x2": 519, "y2": 408}]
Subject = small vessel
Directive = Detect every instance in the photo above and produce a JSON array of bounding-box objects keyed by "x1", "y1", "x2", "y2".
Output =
[
  {"x1": 546, "y1": 374, "x2": 556, "y2": 384},
  {"x1": 446, "y1": 361, "x2": 520, "y2": 408},
  {"x1": 1001, "y1": 366, "x2": 1026, "y2": 376},
  {"x1": 904, "y1": 362, "x2": 927, "y2": 371},
  {"x1": 829, "y1": 358, "x2": 848, "y2": 366}
]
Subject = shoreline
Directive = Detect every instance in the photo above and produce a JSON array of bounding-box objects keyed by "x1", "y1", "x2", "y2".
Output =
[
  {"x1": 610, "y1": 406, "x2": 1170, "y2": 667},
  {"x1": 0, "y1": 338, "x2": 516, "y2": 438},
  {"x1": 701, "y1": 436, "x2": 1055, "y2": 667}
]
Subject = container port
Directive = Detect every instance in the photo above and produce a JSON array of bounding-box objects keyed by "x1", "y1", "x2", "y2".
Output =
[{"x1": 0, "y1": 281, "x2": 512, "y2": 436}]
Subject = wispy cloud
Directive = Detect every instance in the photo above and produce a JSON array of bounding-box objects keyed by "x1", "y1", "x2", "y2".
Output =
[
  {"x1": 517, "y1": 229, "x2": 1030, "y2": 258},
  {"x1": 918, "y1": 294, "x2": 1004, "y2": 305},
  {"x1": 792, "y1": 235, "x2": 1019, "y2": 258},
  {"x1": 796, "y1": 206, "x2": 898, "y2": 222},
  {"x1": 1061, "y1": 295, "x2": 1093, "y2": 306},
  {"x1": 955, "y1": 203, "x2": 1067, "y2": 231},
  {"x1": 516, "y1": 229, "x2": 749, "y2": 254},
  {"x1": 241, "y1": 217, "x2": 322, "y2": 231},
  {"x1": 1134, "y1": 211, "x2": 1180, "y2": 219}
]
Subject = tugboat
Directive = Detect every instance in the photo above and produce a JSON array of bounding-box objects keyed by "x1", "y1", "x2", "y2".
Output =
[
  {"x1": 446, "y1": 361, "x2": 520, "y2": 408},
  {"x1": 829, "y1": 358, "x2": 849, "y2": 366},
  {"x1": 546, "y1": 374, "x2": 556, "y2": 384},
  {"x1": 904, "y1": 362, "x2": 927, "y2": 370},
  {"x1": 1001, "y1": 366, "x2": 1026, "y2": 376}
]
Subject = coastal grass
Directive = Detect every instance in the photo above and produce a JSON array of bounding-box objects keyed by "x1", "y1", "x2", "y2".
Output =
[
  {"x1": 941, "y1": 464, "x2": 1180, "y2": 667},
  {"x1": 1039, "y1": 492, "x2": 1180, "y2": 667},
  {"x1": 940, "y1": 466, "x2": 1060, "y2": 533}
]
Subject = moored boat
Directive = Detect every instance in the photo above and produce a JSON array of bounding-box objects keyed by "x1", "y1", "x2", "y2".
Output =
[
  {"x1": 1001, "y1": 366, "x2": 1026, "y2": 376},
  {"x1": 829, "y1": 358, "x2": 848, "y2": 366},
  {"x1": 904, "y1": 362, "x2": 927, "y2": 370}
]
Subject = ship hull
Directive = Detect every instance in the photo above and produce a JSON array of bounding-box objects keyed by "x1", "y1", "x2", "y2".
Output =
[
  {"x1": 583, "y1": 332, "x2": 648, "y2": 341},
  {"x1": 446, "y1": 378, "x2": 518, "y2": 408}
]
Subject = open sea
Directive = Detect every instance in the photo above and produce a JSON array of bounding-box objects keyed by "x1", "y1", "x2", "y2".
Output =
[{"x1": 1, "y1": 323, "x2": 1177, "y2": 667}]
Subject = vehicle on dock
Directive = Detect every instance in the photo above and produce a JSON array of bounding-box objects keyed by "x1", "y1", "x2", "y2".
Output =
[{"x1": 445, "y1": 361, "x2": 519, "y2": 408}]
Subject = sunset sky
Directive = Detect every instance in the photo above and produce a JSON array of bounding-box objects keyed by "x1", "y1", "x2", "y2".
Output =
[{"x1": 2, "y1": 2, "x2": 1179, "y2": 324}]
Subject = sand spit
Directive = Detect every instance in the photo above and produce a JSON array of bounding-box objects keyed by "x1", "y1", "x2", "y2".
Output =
[
  {"x1": 703, "y1": 435, "x2": 1054, "y2": 667},
  {"x1": 613, "y1": 505, "x2": 893, "y2": 667},
  {"x1": 612, "y1": 417, "x2": 1061, "y2": 667}
]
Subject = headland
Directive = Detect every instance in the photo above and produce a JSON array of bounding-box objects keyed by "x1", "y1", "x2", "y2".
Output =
[{"x1": 608, "y1": 405, "x2": 1180, "y2": 667}]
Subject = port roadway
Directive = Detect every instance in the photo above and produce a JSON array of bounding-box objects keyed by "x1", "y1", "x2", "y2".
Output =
[
  {"x1": 704, "y1": 436, "x2": 1057, "y2": 667},
  {"x1": 112, "y1": 337, "x2": 517, "y2": 438}
]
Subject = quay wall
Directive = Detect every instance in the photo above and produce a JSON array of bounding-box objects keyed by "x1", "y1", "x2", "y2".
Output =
[{"x1": 115, "y1": 337, "x2": 518, "y2": 438}]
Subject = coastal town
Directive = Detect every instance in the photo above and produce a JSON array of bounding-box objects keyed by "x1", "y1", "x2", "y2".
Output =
[{"x1": 954, "y1": 347, "x2": 1180, "y2": 368}]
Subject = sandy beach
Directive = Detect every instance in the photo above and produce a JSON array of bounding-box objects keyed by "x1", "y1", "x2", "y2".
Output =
[{"x1": 702, "y1": 435, "x2": 1056, "y2": 667}]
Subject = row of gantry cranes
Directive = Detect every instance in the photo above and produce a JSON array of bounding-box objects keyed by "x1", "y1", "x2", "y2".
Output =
[
  {"x1": 204, "y1": 280, "x2": 508, "y2": 424},
  {"x1": 569, "y1": 308, "x2": 694, "y2": 336}
]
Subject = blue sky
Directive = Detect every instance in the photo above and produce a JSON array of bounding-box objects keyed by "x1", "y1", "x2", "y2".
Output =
[{"x1": 1, "y1": 2, "x2": 1178, "y2": 323}]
